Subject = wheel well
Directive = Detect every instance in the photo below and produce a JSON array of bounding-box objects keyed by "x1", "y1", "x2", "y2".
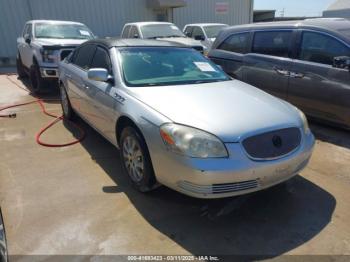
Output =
[{"x1": 116, "y1": 116, "x2": 144, "y2": 146}]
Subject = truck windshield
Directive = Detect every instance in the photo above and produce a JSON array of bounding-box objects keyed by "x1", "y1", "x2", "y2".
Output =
[
  {"x1": 141, "y1": 24, "x2": 185, "y2": 39},
  {"x1": 204, "y1": 25, "x2": 228, "y2": 39},
  {"x1": 120, "y1": 47, "x2": 230, "y2": 87},
  {"x1": 35, "y1": 23, "x2": 93, "y2": 39}
]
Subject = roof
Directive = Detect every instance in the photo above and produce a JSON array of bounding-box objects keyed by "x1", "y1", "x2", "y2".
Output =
[
  {"x1": 124, "y1": 21, "x2": 173, "y2": 27},
  {"x1": 86, "y1": 37, "x2": 187, "y2": 48},
  {"x1": 184, "y1": 23, "x2": 228, "y2": 27},
  {"x1": 27, "y1": 20, "x2": 84, "y2": 25},
  {"x1": 223, "y1": 18, "x2": 350, "y2": 41},
  {"x1": 326, "y1": 0, "x2": 350, "y2": 11}
]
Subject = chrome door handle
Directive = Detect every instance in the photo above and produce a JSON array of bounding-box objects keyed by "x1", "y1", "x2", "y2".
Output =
[
  {"x1": 290, "y1": 72, "x2": 305, "y2": 78},
  {"x1": 273, "y1": 66, "x2": 290, "y2": 76},
  {"x1": 65, "y1": 73, "x2": 72, "y2": 78}
]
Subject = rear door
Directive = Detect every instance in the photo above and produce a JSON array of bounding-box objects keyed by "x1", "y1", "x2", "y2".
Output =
[
  {"x1": 287, "y1": 30, "x2": 350, "y2": 126},
  {"x1": 209, "y1": 32, "x2": 251, "y2": 80},
  {"x1": 243, "y1": 30, "x2": 295, "y2": 100},
  {"x1": 65, "y1": 44, "x2": 96, "y2": 120}
]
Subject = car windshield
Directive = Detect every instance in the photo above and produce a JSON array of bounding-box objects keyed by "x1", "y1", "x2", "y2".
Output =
[
  {"x1": 120, "y1": 47, "x2": 230, "y2": 87},
  {"x1": 141, "y1": 24, "x2": 185, "y2": 39},
  {"x1": 204, "y1": 25, "x2": 228, "y2": 38},
  {"x1": 35, "y1": 23, "x2": 94, "y2": 39}
]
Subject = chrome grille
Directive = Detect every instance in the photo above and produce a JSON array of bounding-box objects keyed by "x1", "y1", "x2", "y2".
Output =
[
  {"x1": 212, "y1": 180, "x2": 259, "y2": 194},
  {"x1": 242, "y1": 127, "x2": 301, "y2": 160},
  {"x1": 178, "y1": 180, "x2": 259, "y2": 195}
]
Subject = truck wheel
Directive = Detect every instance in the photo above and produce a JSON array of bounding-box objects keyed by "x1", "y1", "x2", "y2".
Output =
[
  {"x1": 59, "y1": 82, "x2": 75, "y2": 120},
  {"x1": 29, "y1": 64, "x2": 47, "y2": 94},
  {"x1": 16, "y1": 53, "x2": 27, "y2": 78},
  {"x1": 120, "y1": 127, "x2": 157, "y2": 192}
]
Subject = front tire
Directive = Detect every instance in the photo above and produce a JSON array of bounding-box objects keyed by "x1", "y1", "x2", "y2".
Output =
[
  {"x1": 29, "y1": 63, "x2": 47, "y2": 93},
  {"x1": 59, "y1": 83, "x2": 75, "y2": 120},
  {"x1": 120, "y1": 127, "x2": 157, "y2": 192}
]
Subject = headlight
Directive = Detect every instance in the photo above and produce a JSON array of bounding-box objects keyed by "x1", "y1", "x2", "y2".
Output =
[
  {"x1": 160, "y1": 123, "x2": 228, "y2": 158},
  {"x1": 40, "y1": 48, "x2": 55, "y2": 63},
  {"x1": 298, "y1": 110, "x2": 310, "y2": 134}
]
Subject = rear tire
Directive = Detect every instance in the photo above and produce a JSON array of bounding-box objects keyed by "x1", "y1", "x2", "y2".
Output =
[
  {"x1": 29, "y1": 63, "x2": 47, "y2": 93},
  {"x1": 16, "y1": 53, "x2": 27, "y2": 78},
  {"x1": 120, "y1": 127, "x2": 157, "y2": 192},
  {"x1": 59, "y1": 82, "x2": 75, "y2": 120}
]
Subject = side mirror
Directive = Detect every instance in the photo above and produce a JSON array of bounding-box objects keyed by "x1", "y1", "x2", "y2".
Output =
[
  {"x1": 88, "y1": 68, "x2": 112, "y2": 82},
  {"x1": 24, "y1": 34, "x2": 31, "y2": 44},
  {"x1": 333, "y1": 56, "x2": 350, "y2": 71},
  {"x1": 194, "y1": 35, "x2": 205, "y2": 41},
  {"x1": 185, "y1": 32, "x2": 191, "y2": 37}
]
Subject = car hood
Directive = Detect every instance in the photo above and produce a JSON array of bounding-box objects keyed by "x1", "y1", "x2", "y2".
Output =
[
  {"x1": 33, "y1": 38, "x2": 88, "y2": 47},
  {"x1": 129, "y1": 80, "x2": 302, "y2": 142},
  {"x1": 157, "y1": 37, "x2": 203, "y2": 47}
]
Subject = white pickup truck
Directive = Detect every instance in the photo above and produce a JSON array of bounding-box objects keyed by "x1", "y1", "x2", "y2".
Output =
[{"x1": 17, "y1": 20, "x2": 94, "y2": 93}]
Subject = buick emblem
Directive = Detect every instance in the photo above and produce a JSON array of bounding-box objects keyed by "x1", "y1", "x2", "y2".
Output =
[{"x1": 272, "y1": 135, "x2": 283, "y2": 148}]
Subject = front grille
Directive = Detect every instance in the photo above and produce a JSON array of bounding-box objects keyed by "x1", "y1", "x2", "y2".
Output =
[
  {"x1": 178, "y1": 179, "x2": 259, "y2": 195},
  {"x1": 242, "y1": 127, "x2": 301, "y2": 160},
  {"x1": 212, "y1": 180, "x2": 259, "y2": 194},
  {"x1": 60, "y1": 49, "x2": 73, "y2": 61}
]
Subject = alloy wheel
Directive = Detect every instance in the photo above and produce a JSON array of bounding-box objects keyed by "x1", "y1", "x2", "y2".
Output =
[{"x1": 122, "y1": 136, "x2": 144, "y2": 182}]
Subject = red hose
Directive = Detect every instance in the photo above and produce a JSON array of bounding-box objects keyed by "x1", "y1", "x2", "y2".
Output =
[{"x1": 1, "y1": 75, "x2": 85, "y2": 147}]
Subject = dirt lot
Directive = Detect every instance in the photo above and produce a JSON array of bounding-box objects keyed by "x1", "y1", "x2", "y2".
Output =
[{"x1": 0, "y1": 72, "x2": 350, "y2": 259}]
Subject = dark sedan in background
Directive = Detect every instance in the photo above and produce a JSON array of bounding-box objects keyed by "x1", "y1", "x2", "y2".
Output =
[{"x1": 209, "y1": 18, "x2": 350, "y2": 129}]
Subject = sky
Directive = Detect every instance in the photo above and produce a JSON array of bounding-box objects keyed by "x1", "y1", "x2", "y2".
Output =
[{"x1": 254, "y1": 0, "x2": 336, "y2": 17}]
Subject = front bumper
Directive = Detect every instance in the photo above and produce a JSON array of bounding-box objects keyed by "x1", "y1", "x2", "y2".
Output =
[{"x1": 148, "y1": 131, "x2": 315, "y2": 199}]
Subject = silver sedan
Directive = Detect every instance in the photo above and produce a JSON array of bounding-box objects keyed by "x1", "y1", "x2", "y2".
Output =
[{"x1": 58, "y1": 38, "x2": 315, "y2": 199}]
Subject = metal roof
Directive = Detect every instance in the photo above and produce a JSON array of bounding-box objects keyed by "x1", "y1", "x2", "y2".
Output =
[{"x1": 87, "y1": 38, "x2": 187, "y2": 48}]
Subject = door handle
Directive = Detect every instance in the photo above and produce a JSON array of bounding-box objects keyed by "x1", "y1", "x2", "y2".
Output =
[
  {"x1": 273, "y1": 66, "x2": 290, "y2": 76},
  {"x1": 290, "y1": 72, "x2": 305, "y2": 78},
  {"x1": 65, "y1": 73, "x2": 72, "y2": 79}
]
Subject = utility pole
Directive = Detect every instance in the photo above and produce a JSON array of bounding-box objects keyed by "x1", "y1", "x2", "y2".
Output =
[{"x1": 280, "y1": 8, "x2": 285, "y2": 17}]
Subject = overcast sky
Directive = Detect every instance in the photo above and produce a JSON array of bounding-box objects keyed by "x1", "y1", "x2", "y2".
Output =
[{"x1": 254, "y1": 0, "x2": 335, "y2": 17}]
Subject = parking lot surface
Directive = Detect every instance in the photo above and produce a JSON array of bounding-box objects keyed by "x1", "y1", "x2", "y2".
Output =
[{"x1": 0, "y1": 73, "x2": 350, "y2": 258}]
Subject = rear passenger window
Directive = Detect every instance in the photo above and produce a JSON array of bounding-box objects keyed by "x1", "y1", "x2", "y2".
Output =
[
  {"x1": 122, "y1": 26, "x2": 130, "y2": 38},
  {"x1": 90, "y1": 47, "x2": 112, "y2": 73},
  {"x1": 184, "y1": 26, "x2": 193, "y2": 37},
  {"x1": 252, "y1": 31, "x2": 292, "y2": 57},
  {"x1": 72, "y1": 44, "x2": 96, "y2": 70},
  {"x1": 298, "y1": 31, "x2": 350, "y2": 65},
  {"x1": 218, "y1": 33, "x2": 250, "y2": 54},
  {"x1": 129, "y1": 26, "x2": 139, "y2": 38}
]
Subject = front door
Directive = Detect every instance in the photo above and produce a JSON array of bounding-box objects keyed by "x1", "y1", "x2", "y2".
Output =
[
  {"x1": 243, "y1": 30, "x2": 295, "y2": 100},
  {"x1": 287, "y1": 30, "x2": 350, "y2": 126}
]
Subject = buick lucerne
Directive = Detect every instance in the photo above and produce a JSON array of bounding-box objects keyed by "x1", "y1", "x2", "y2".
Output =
[{"x1": 59, "y1": 38, "x2": 315, "y2": 198}]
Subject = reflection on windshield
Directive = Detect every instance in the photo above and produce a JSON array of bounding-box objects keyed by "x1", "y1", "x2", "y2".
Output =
[
  {"x1": 120, "y1": 47, "x2": 230, "y2": 87},
  {"x1": 35, "y1": 23, "x2": 93, "y2": 39},
  {"x1": 141, "y1": 24, "x2": 185, "y2": 39},
  {"x1": 204, "y1": 25, "x2": 228, "y2": 39}
]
